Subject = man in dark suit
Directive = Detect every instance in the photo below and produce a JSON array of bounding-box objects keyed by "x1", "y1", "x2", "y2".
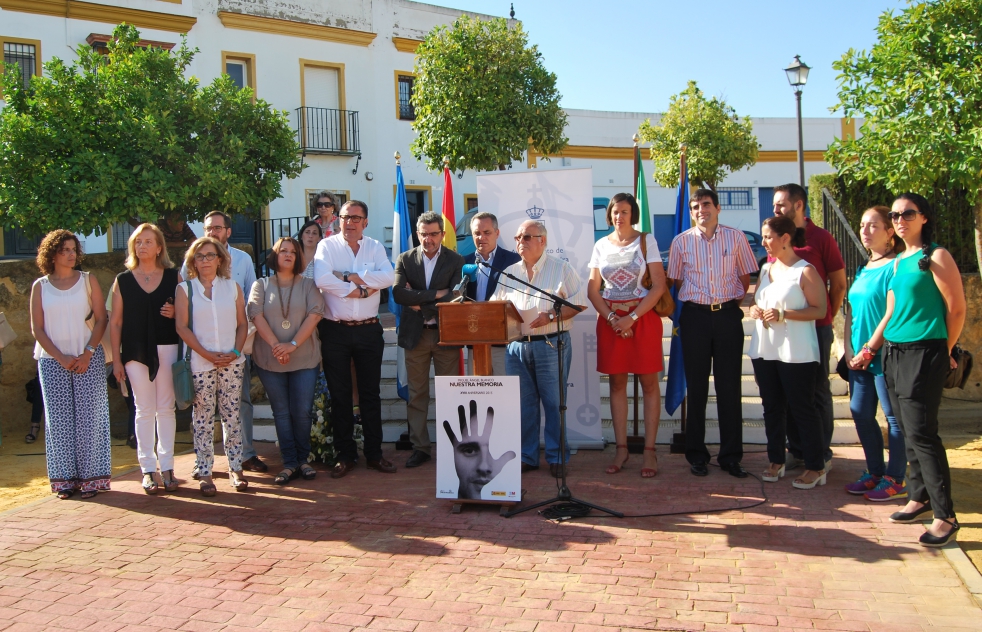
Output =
[
  {"x1": 464, "y1": 211, "x2": 521, "y2": 376},
  {"x1": 393, "y1": 212, "x2": 465, "y2": 468}
]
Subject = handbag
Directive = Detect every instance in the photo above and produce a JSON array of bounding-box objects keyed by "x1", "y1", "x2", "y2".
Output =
[
  {"x1": 945, "y1": 345, "x2": 973, "y2": 390},
  {"x1": 0, "y1": 313, "x2": 16, "y2": 349},
  {"x1": 172, "y1": 280, "x2": 195, "y2": 410},
  {"x1": 639, "y1": 232, "x2": 675, "y2": 317},
  {"x1": 82, "y1": 271, "x2": 113, "y2": 363},
  {"x1": 837, "y1": 298, "x2": 853, "y2": 383}
]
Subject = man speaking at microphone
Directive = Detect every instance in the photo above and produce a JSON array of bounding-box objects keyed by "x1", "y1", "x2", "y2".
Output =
[
  {"x1": 393, "y1": 212, "x2": 465, "y2": 468},
  {"x1": 465, "y1": 212, "x2": 521, "y2": 376}
]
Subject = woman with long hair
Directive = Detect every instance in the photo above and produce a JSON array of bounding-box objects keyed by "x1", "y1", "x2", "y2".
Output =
[
  {"x1": 299, "y1": 219, "x2": 323, "y2": 278},
  {"x1": 175, "y1": 237, "x2": 250, "y2": 496},
  {"x1": 844, "y1": 207, "x2": 906, "y2": 501},
  {"x1": 748, "y1": 216, "x2": 828, "y2": 490},
  {"x1": 30, "y1": 230, "x2": 111, "y2": 500},
  {"x1": 248, "y1": 237, "x2": 324, "y2": 484},
  {"x1": 110, "y1": 224, "x2": 180, "y2": 494},
  {"x1": 587, "y1": 193, "x2": 666, "y2": 477},
  {"x1": 866, "y1": 193, "x2": 966, "y2": 546}
]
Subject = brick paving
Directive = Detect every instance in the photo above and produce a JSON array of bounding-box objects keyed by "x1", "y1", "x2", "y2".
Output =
[{"x1": 1, "y1": 444, "x2": 979, "y2": 631}]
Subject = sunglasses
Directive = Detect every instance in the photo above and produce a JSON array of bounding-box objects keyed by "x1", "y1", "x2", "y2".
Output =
[
  {"x1": 889, "y1": 209, "x2": 922, "y2": 223},
  {"x1": 515, "y1": 234, "x2": 543, "y2": 242},
  {"x1": 316, "y1": 202, "x2": 334, "y2": 208}
]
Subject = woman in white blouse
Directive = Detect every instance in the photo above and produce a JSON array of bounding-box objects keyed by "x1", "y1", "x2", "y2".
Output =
[
  {"x1": 749, "y1": 215, "x2": 828, "y2": 489},
  {"x1": 175, "y1": 237, "x2": 249, "y2": 496}
]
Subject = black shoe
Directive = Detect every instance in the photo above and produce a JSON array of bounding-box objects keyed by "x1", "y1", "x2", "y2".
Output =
[
  {"x1": 126, "y1": 435, "x2": 138, "y2": 450},
  {"x1": 241, "y1": 456, "x2": 268, "y2": 473},
  {"x1": 690, "y1": 461, "x2": 709, "y2": 477},
  {"x1": 521, "y1": 463, "x2": 539, "y2": 473},
  {"x1": 919, "y1": 519, "x2": 959, "y2": 548},
  {"x1": 405, "y1": 450, "x2": 431, "y2": 468},
  {"x1": 720, "y1": 462, "x2": 748, "y2": 478},
  {"x1": 890, "y1": 503, "x2": 932, "y2": 524}
]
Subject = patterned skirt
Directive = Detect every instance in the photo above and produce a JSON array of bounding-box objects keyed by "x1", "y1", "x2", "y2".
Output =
[{"x1": 39, "y1": 347, "x2": 112, "y2": 493}]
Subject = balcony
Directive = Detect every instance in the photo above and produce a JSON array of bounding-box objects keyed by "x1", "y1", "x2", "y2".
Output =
[{"x1": 295, "y1": 107, "x2": 361, "y2": 156}]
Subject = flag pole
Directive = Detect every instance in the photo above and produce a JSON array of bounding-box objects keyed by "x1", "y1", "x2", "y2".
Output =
[
  {"x1": 670, "y1": 143, "x2": 689, "y2": 454},
  {"x1": 630, "y1": 133, "x2": 642, "y2": 451}
]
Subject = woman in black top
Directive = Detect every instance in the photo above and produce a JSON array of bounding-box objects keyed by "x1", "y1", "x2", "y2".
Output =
[{"x1": 110, "y1": 224, "x2": 180, "y2": 494}]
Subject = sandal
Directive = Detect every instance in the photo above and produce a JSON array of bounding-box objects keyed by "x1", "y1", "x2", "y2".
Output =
[
  {"x1": 80, "y1": 490, "x2": 97, "y2": 500},
  {"x1": 200, "y1": 480, "x2": 217, "y2": 497},
  {"x1": 274, "y1": 468, "x2": 297, "y2": 486},
  {"x1": 605, "y1": 444, "x2": 629, "y2": 474},
  {"x1": 161, "y1": 470, "x2": 179, "y2": 493},
  {"x1": 56, "y1": 489, "x2": 74, "y2": 500},
  {"x1": 641, "y1": 447, "x2": 658, "y2": 478},
  {"x1": 142, "y1": 473, "x2": 159, "y2": 495},
  {"x1": 25, "y1": 421, "x2": 41, "y2": 444},
  {"x1": 126, "y1": 435, "x2": 138, "y2": 449},
  {"x1": 299, "y1": 463, "x2": 317, "y2": 480},
  {"x1": 230, "y1": 471, "x2": 249, "y2": 492}
]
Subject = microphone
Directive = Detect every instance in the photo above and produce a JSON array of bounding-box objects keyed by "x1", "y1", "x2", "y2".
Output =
[
  {"x1": 461, "y1": 264, "x2": 479, "y2": 281},
  {"x1": 451, "y1": 265, "x2": 477, "y2": 302}
]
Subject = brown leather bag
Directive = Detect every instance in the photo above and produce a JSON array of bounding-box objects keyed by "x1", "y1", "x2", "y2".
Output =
[{"x1": 639, "y1": 232, "x2": 675, "y2": 317}]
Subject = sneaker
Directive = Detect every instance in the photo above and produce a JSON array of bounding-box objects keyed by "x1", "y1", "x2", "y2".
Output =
[
  {"x1": 865, "y1": 476, "x2": 907, "y2": 502},
  {"x1": 845, "y1": 471, "x2": 880, "y2": 495}
]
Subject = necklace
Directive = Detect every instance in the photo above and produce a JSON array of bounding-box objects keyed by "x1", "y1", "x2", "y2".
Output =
[
  {"x1": 868, "y1": 252, "x2": 892, "y2": 263},
  {"x1": 137, "y1": 267, "x2": 159, "y2": 284},
  {"x1": 276, "y1": 275, "x2": 296, "y2": 329}
]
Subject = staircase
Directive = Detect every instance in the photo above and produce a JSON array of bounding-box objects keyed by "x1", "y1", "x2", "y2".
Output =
[{"x1": 254, "y1": 308, "x2": 856, "y2": 446}]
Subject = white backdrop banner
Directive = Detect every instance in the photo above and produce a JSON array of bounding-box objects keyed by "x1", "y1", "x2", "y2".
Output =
[{"x1": 476, "y1": 168, "x2": 603, "y2": 449}]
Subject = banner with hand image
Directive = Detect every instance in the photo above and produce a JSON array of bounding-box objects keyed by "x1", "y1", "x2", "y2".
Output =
[{"x1": 436, "y1": 376, "x2": 522, "y2": 502}]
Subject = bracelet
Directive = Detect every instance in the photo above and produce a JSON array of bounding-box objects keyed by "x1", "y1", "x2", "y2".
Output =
[
  {"x1": 606, "y1": 312, "x2": 616, "y2": 323},
  {"x1": 777, "y1": 308, "x2": 785, "y2": 322},
  {"x1": 231, "y1": 348, "x2": 241, "y2": 358}
]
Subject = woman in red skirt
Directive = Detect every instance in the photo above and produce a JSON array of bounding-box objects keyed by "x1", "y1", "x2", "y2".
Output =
[{"x1": 587, "y1": 193, "x2": 667, "y2": 477}]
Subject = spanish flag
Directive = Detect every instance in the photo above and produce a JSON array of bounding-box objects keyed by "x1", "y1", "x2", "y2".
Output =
[{"x1": 441, "y1": 165, "x2": 457, "y2": 251}]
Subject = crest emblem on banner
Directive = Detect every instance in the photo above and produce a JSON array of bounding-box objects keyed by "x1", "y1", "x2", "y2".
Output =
[
  {"x1": 467, "y1": 314, "x2": 479, "y2": 333},
  {"x1": 525, "y1": 205, "x2": 545, "y2": 220}
]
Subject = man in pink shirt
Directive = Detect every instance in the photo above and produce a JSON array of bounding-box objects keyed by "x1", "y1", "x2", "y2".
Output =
[{"x1": 771, "y1": 183, "x2": 846, "y2": 471}]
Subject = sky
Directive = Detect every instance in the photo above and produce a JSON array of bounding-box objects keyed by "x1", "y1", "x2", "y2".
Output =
[{"x1": 426, "y1": 0, "x2": 908, "y2": 118}]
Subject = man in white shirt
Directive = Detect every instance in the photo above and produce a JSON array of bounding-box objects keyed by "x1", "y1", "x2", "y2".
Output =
[
  {"x1": 493, "y1": 220, "x2": 587, "y2": 478},
  {"x1": 392, "y1": 212, "x2": 464, "y2": 469},
  {"x1": 314, "y1": 200, "x2": 396, "y2": 478},
  {"x1": 180, "y1": 211, "x2": 263, "y2": 474}
]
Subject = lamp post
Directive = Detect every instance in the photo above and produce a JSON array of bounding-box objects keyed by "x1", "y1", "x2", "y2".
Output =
[{"x1": 784, "y1": 55, "x2": 810, "y2": 187}]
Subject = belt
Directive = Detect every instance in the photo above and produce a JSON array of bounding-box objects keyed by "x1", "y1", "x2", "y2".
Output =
[
  {"x1": 422, "y1": 323, "x2": 439, "y2": 330},
  {"x1": 686, "y1": 299, "x2": 741, "y2": 312},
  {"x1": 605, "y1": 299, "x2": 641, "y2": 312},
  {"x1": 336, "y1": 317, "x2": 379, "y2": 326},
  {"x1": 522, "y1": 331, "x2": 562, "y2": 343}
]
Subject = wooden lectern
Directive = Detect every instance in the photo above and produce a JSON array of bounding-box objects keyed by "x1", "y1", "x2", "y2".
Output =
[{"x1": 437, "y1": 301, "x2": 524, "y2": 375}]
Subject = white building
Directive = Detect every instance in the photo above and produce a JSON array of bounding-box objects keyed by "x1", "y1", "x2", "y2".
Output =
[{"x1": 0, "y1": 0, "x2": 856, "y2": 258}]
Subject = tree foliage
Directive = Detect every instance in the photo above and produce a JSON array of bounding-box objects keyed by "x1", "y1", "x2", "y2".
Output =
[
  {"x1": 0, "y1": 24, "x2": 304, "y2": 237},
  {"x1": 410, "y1": 15, "x2": 568, "y2": 173},
  {"x1": 826, "y1": 0, "x2": 982, "y2": 273},
  {"x1": 638, "y1": 81, "x2": 758, "y2": 191}
]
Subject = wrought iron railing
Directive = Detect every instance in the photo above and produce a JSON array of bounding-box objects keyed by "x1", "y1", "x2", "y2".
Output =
[
  {"x1": 295, "y1": 107, "x2": 360, "y2": 156},
  {"x1": 251, "y1": 216, "x2": 310, "y2": 277},
  {"x1": 821, "y1": 187, "x2": 867, "y2": 287}
]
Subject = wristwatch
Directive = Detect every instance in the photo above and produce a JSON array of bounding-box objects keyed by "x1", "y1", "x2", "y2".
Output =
[
  {"x1": 343, "y1": 271, "x2": 349, "y2": 282},
  {"x1": 548, "y1": 312, "x2": 555, "y2": 321},
  {"x1": 290, "y1": 340, "x2": 298, "y2": 347},
  {"x1": 629, "y1": 312, "x2": 639, "y2": 321},
  {"x1": 84, "y1": 345, "x2": 97, "y2": 354}
]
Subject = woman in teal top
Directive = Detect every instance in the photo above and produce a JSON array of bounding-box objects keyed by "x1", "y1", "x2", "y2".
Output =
[
  {"x1": 844, "y1": 207, "x2": 905, "y2": 501},
  {"x1": 866, "y1": 193, "x2": 966, "y2": 548}
]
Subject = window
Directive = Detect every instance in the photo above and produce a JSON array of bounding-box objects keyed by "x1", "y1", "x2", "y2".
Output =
[
  {"x1": 395, "y1": 72, "x2": 415, "y2": 120},
  {"x1": 717, "y1": 187, "x2": 754, "y2": 210},
  {"x1": 222, "y1": 52, "x2": 256, "y2": 97},
  {"x1": 1, "y1": 38, "x2": 40, "y2": 92},
  {"x1": 111, "y1": 222, "x2": 136, "y2": 251}
]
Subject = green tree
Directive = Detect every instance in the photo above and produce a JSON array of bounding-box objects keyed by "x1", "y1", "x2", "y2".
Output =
[
  {"x1": 410, "y1": 15, "x2": 567, "y2": 173},
  {"x1": 827, "y1": 0, "x2": 982, "y2": 276},
  {"x1": 638, "y1": 81, "x2": 758, "y2": 191},
  {"x1": 0, "y1": 24, "x2": 304, "y2": 237}
]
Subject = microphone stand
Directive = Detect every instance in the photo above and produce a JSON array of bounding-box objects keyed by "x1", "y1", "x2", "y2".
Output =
[{"x1": 478, "y1": 261, "x2": 622, "y2": 519}]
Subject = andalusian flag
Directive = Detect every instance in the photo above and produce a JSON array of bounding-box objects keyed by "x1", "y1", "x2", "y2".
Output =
[
  {"x1": 634, "y1": 145, "x2": 652, "y2": 234},
  {"x1": 441, "y1": 165, "x2": 457, "y2": 251}
]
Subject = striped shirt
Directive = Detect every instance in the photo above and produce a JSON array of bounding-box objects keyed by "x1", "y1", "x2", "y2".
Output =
[
  {"x1": 493, "y1": 254, "x2": 587, "y2": 336},
  {"x1": 668, "y1": 225, "x2": 758, "y2": 304}
]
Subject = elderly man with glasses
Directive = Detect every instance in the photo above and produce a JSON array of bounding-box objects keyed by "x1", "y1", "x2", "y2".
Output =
[{"x1": 492, "y1": 220, "x2": 587, "y2": 478}]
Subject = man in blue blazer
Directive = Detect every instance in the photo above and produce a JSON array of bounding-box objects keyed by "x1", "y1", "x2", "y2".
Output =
[{"x1": 464, "y1": 211, "x2": 521, "y2": 375}]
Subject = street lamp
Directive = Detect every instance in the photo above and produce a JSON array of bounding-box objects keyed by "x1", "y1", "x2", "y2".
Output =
[{"x1": 784, "y1": 55, "x2": 810, "y2": 187}]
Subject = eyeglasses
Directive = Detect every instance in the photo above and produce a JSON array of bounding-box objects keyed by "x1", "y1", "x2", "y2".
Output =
[
  {"x1": 338, "y1": 215, "x2": 365, "y2": 223},
  {"x1": 419, "y1": 230, "x2": 444, "y2": 239},
  {"x1": 193, "y1": 252, "x2": 219, "y2": 262},
  {"x1": 204, "y1": 225, "x2": 228, "y2": 232},
  {"x1": 889, "y1": 209, "x2": 922, "y2": 223},
  {"x1": 316, "y1": 202, "x2": 334, "y2": 208},
  {"x1": 515, "y1": 234, "x2": 543, "y2": 242},
  {"x1": 57, "y1": 248, "x2": 77, "y2": 255}
]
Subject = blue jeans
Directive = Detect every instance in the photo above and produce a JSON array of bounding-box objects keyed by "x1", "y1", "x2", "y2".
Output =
[
  {"x1": 255, "y1": 366, "x2": 318, "y2": 470},
  {"x1": 506, "y1": 333, "x2": 571, "y2": 466},
  {"x1": 849, "y1": 369, "x2": 905, "y2": 481}
]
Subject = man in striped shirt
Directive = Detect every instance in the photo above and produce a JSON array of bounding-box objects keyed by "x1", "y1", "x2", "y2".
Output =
[
  {"x1": 493, "y1": 220, "x2": 588, "y2": 478},
  {"x1": 667, "y1": 189, "x2": 758, "y2": 478}
]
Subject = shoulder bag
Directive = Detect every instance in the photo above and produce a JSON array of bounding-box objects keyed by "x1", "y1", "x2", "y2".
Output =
[
  {"x1": 639, "y1": 232, "x2": 675, "y2": 317},
  {"x1": 172, "y1": 280, "x2": 195, "y2": 410}
]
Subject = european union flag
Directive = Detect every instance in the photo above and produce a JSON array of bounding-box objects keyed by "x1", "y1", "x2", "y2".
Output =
[
  {"x1": 389, "y1": 163, "x2": 412, "y2": 402},
  {"x1": 664, "y1": 155, "x2": 689, "y2": 415}
]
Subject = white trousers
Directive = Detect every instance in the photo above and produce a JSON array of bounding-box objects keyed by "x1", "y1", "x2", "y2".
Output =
[{"x1": 126, "y1": 344, "x2": 179, "y2": 474}]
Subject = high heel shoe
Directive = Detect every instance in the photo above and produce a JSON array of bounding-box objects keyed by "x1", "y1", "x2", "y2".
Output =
[
  {"x1": 762, "y1": 464, "x2": 785, "y2": 483},
  {"x1": 230, "y1": 471, "x2": 249, "y2": 492},
  {"x1": 641, "y1": 447, "x2": 657, "y2": 478},
  {"x1": 161, "y1": 470, "x2": 179, "y2": 493},
  {"x1": 919, "y1": 518, "x2": 959, "y2": 548},
  {"x1": 606, "y1": 445, "x2": 629, "y2": 474},
  {"x1": 792, "y1": 469, "x2": 826, "y2": 490}
]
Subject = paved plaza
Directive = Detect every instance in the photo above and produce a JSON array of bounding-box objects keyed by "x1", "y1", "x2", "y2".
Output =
[{"x1": 1, "y1": 444, "x2": 980, "y2": 632}]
